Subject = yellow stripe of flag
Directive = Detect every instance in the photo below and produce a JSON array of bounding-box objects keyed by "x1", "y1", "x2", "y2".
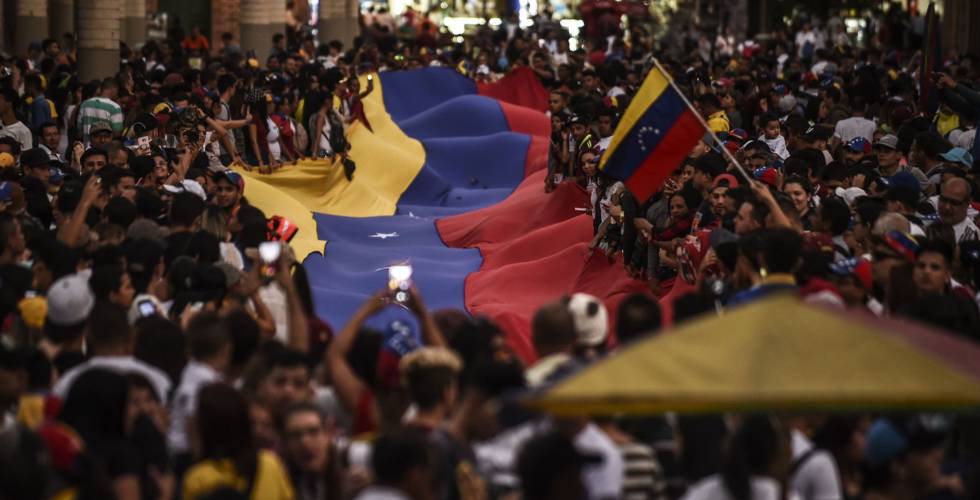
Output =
[{"x1": 599, "y1": 67, "x2": 672, "y2": 171}]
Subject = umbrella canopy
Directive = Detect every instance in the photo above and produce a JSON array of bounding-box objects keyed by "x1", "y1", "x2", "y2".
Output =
[{"x1": 526, "y1": 294, "x2": 980, "y2": 415}]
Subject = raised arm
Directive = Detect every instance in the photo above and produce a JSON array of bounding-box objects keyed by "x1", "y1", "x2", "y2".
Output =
[{"x1": 326, "y1": 291, "x2": 388, "y2": 419}]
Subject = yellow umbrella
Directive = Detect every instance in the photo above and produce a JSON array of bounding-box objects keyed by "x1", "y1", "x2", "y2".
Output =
[{"x1": 526, "y1": 294, "x2": 980, "y2": 415}]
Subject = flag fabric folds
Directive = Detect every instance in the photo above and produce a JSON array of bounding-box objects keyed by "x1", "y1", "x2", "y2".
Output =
[
  {"x1": 239, "y1": 68, "x2": 645, "y2": 361},
  {"x1": 598, "y1": 64, "x2": 704, "y2": 202}
]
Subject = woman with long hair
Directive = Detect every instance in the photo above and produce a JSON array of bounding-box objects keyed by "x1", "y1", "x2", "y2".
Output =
[
  {"x1": 682, "y1": 415, "x2": 793, "y2": 500},
  {"x1": 182, "y1": 383, "x2": 294, "y2": 499},
  {"x1": 783, "y1": 176, "x2": 814, "y2": 231}
]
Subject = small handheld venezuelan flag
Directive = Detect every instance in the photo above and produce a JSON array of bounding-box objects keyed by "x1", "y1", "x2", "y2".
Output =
[{"x1": 598, "y1": 62, "x2": 705, "y2": 202}]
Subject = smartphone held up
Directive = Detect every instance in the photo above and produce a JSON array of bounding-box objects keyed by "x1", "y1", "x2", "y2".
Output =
[{"x1": 388, "y1": 263, "x2": 412, "y2": 303}]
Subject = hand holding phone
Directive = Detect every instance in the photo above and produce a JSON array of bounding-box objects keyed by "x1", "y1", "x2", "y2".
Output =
[
  {"x1": 258, "y1": 241, "x2": 281, "y2": 278},
  {"x1": 388, "y1": 264, "x2": 412, "y2": 303}
]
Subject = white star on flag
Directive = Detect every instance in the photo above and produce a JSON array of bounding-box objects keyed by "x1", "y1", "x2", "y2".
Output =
[{"x1": 369, "y1": 232, "x2": 399, "y2": 239}]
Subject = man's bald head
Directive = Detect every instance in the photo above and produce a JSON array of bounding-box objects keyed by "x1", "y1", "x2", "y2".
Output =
[
  {"x1": 939, "y1": 177, "x2": 973, "y2": 225},
  {"x1": 532, "y1": 302, "x2": 576, "y2": 357}
]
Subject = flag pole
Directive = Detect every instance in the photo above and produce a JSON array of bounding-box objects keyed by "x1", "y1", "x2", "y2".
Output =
[{"x1": 650, "y1": 57, "x2": 754, "y2": 184}]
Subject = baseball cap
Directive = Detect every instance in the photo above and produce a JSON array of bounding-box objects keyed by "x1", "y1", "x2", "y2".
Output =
[
  {"x1": 20, "y1": 147, "x2": 53, "y2": 169},
  {"x1": 939, "y1": 147, "x2": 974, "y2": 169},
  {"x1": 753, "y1": 167, "x2": 779, "y2": 187},
  {"x1": 864, "y1": 417, "x2": 948, "y2": 468},
  {"x1": 834, "y1": 186, "x2": 867, "y2": 208},
  {"x1": 728, "y1": 128, "x2": 750, "y2": 144},
  {"x1": 711, "y1": 173, "x2": 740, "y2": 190},
  {"x1": 90, "y1": 121, "x2": 113, "y2": 136},
  {"x1": 874, "y1": 134, "x2": 899, "y2": 150},
  {"x1": 213, "y1": 169, "x2": 245, "y2": 191},
  {"x1": 882, "y1": 230, "x2": 919, "y2": 263},
  {"x1": 829, "y1": 257, "x2": 873, "y2": 291},
  {"x1": 162, "y1": 179, "x2": 207, "y2": 201},
  {"x1": 802, "y1": 126, "x2": 833, "y2": 142},
  {"x1": 885, "y1": 171, "x2": 921, "y2": 195},
  {"x1": 886, "y1": 184, "x2": 919, "y2": 208},
  {"x1": 45, "y1": 273, "x2": 95, "y2": 326},
  {"x1": 845, "y1": 137, "x2": 871, "y2": 154},
  {"x1": 566, "y1": 293, "x2": 608, "y2": 347}
]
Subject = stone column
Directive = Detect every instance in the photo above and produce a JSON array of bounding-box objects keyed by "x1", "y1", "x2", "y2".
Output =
[
  {"x1": 121, "y1": 0, "x2": 145, "y2": 47},
  {"x1": 77, "y1": 0, "x2": 121, "y2": 81},
  {"x1": 50, "y1": 0, "x2": 74, "y2": 42},
  {"x1": 16, "y1": 0, "x2": 49, "y2": 55},
  {"x1": 241, "y1": 0, "x2": 284, "y2": 61},
  {"x1": 318, "y1": 0, "x2": 357, "y2": 48}
]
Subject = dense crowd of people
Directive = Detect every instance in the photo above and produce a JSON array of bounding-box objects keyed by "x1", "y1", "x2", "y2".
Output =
[{"x1": 0, "y1": 2, "x2": 979, "y2": 500}]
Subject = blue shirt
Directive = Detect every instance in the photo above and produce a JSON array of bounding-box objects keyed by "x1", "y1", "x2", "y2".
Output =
[{"x1": 29, "y1": 93, "x2": 52, "y2": 131}]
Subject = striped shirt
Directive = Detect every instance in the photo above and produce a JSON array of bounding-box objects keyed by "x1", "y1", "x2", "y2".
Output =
[
  {"x1": 621, "y1": 442, "x2": 668, "y2": 500},
  {"x1": 77, "y1": 97, "x2": 124, "y2": 143}
]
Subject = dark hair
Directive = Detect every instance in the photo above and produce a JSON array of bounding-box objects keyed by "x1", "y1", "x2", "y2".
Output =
[
  {"x1": 916, "y1": 238, "x2": 954, "y2": 265},
  {"x1": 125, "y1": 238, "x2": 164, "y2": 293},
  {"x1": 913, "y1": 131, "x2": 952, "y2": 160},
  {"x1": 371, "y1": 429, "x2": 433, "y2": 486},
  {"x1": 59, "y1": 369, "x2": 129, "y2": 444},
  {"x1": 675, "y1": 186, "x2": 703, "y2": 212},
  {"x1": 88, "y1": 265, "x2": 126, "y2": 303},
  {"x1": 820, "y1": 197, "x2": 851, "y2": 236},
  {"x1": 187, "y1": 311, "x2": 231, "y2": 360},
  {"x1": 134, "y1": 316, "x2": 187, "y2": 384},
  {"x1": 403, "y1": 359, "x2": 458, "y2": 411},
  {"x1": 103, "y1": 196, "x2": 137, "y2": 229},
  {"x1": 761, "y1": 228, "x2": 804, "y2": 274},
  {"x1": 79, "y1": 147, "x2": 108, "y2": 165},
  {"x1": 697, "y1": 92, "x2": 722, "y2": 109},
  {"x1": 224, "y1": 309, "x2": 261, "y2": 371},
  {"x1": 197, "y1": 383, "x2": 258, "y2": 482},
  {"x1": 722, "y1": 416, "x2": 783, "y2": 500},
  {"x1": 84, "y1": 302, "x2": 132, "y2": 353},
  {"x1": 169, "y1": 191, "x2": 205, "y2": 228},
  {"x1": 531, "y1": 302, "x2": 577, "y2": 355},
  {"x1": 615, "y1": 293, "x2": 661, "y2": 344}
]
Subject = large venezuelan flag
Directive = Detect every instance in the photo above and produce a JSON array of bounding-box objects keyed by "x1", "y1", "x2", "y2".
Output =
[
  {"x1": 238, "y1": 67, "x2": 646, "y2": 362},
  {"x1": 598, "y1": 64, "x2": 704, "y2": 202}
]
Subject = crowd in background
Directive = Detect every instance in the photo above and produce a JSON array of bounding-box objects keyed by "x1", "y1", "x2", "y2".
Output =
[{"x1": 0, "y1": 2, "x2": 979, "y2": 500}]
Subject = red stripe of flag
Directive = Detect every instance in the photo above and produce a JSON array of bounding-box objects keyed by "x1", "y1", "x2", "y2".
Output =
[{"x1": 624, "y1": 109, "x2": 704, "y2": 201}]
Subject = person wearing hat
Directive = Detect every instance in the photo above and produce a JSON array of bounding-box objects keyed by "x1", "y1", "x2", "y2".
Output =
[
  {"x1": 939, "y1": 147, "x2": 974, "y2": 172},
  {"x1": 874, "y1": 135, "x2": 929, "y2": 189},
  {"x1": 88, "y1": 121, "x2": 114, "y2": 150},
  {"x1": 831, "y1": 96, "x2": 875, "y2": 146},
  {"x1": 565, "y1": 293, "x2": 608, "y2": 361},
  {"x1": 696, "y1": 93, "x2": 730, "y2": 135},
  {"x1": 19, "y1": 148, "x2": 56, "y2": 228},
  {"x1": 828, "y1": 257, "x2": 878, "y2": 312},
  {"x1": 884, "y1": 184, "x2": 925, "y2": 236},
  {"x1": 870, "y1": 230, "x2": 918, "y2": 302},
  {"x1": 212, "y1": 169, "x2": 245, "y2": 212},
  {"x1": 841, "y1": 137, "x2": 871, "y2": 167},
  {"x1": 77, "y1": 79, "x2": 123, "y2": 144},
  {"x1": 862, "y1": 417, "x2": 955, "y2": 500}
]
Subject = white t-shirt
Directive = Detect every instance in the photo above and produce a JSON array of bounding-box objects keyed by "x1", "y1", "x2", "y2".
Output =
[
  {"x1": 54, "y1": 356, "x2": 172, "y2": 403},
  {"x1": 683, "y1": 475, "x2": 801, "y2": 500},
  {"x1": 318, "y1": 113, "x2": 334, "y2": 156},
  {"x1": 790, "y1": 430, "x2": 843, "y2": 500},
  {"x1": 266, "y1": 117, "x2": 281, "y2": 160},
  {"x1": 832, "y1": 117, "x2": 876, "y2": 143},
  {"x1": 0, "y1": 121, "x2": 33, "y2": 151},
  {"x1": 167, "y1": 360, "x2": 221, "y2": 454}
]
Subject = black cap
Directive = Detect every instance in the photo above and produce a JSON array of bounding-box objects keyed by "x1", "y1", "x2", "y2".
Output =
[
  {"x1": 130, "y1": 155, "x2": 156, "y2": 179},
  {"x1": 694, "y1": 152, "x2": 726, "y2": 177},
  {"x1": 21, "y1": 147, "x2": 53, "y2": 168},
  {"x1": 886, "y1": 184, "x2": 919, "y2": 208},
  {"x1": 803, "y1": 125, "x2": 833, "y2": 142}
]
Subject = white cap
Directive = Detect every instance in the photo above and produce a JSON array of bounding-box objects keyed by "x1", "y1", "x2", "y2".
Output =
[
  {"x1": 162, "y1": 179, "x2": 207, "y2": 201},
  {"x1": 567, "y1": 293, "x2": 608, "y2": 347},
  {"x1": 834, "y1": 186, "x2": 868, "y2": 208},
  {"x1": 46, "y1": 273, "x2": 95, "y2": 326}
]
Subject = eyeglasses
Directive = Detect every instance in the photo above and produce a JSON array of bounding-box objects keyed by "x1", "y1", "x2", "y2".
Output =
[{"x1": 938, "y1": 195, "x2": 966, "y2": 207}]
